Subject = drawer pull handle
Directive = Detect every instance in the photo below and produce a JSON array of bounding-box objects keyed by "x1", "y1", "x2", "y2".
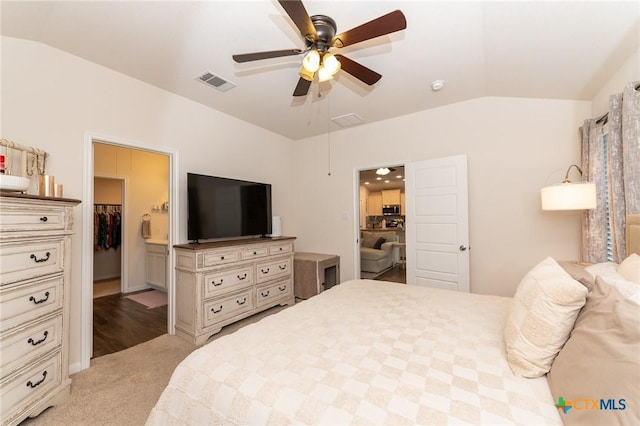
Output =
[
  {"x1": 279, "y1": 247, "x2": 283, "y2": 251},
  {"x1": 279, "y1": 264, "x2": 287, "y2": 270},
  {"x1": 26, "y1": 371, "x2": 48, "y2": 388},
  {"x1": 261, "y1": 268, "x2": 270, "y2": 274},
  {"x1": 253, "y1": 251, "x2": 257, "y2": 255},
  {"x1": 211, "y1": 305, "x2": 223, "y2": 314},
  {"x1": 28, "y1": 331, "x2": 49, "y2": 346},
  {"x1": 278, "y1": 285, "x2": 287, "y2": 292},
  {"x1": 30, "y1": 252, "x2": 51, "y2": 263},
  {"x1": 261, "y1": 290, "x2": 270, "y2": 297},
  {"x1": 29, "y1": 291, "x2": 50, "y2": 305},
  {"x1": 40, "y1": 216, "x2": 48, "y2": 222},
  {"x1": 236, "y1": 297, "x2": 247, "y2": 305},
  {"x1": 237, "y1": 273, "x2": 247, "y2": 280},
  {"x1": 220, "y1": 256, "x2": 225, "y2": 260},
  {"x1": 212, "y1": 279, "x2": 223, "y2": 287}
]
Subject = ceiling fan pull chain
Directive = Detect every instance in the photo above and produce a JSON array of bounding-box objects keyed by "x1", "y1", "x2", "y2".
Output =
[{"x1": 326, "y1": 92, "x2": 332, "y2": 176}]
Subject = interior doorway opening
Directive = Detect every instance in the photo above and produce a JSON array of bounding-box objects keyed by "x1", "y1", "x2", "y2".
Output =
[
  {"x1": 79, "y1": 135, "x2": 178, "y2": 371},
  {"x1": 357, "y1": 165, "x2": 406, "y2": 284},
  {"x1": 90, "y1": 143, "x2": 170, "y2": 359}
]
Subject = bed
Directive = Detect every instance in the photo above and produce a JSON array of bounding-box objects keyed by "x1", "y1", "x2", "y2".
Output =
[
  {"x1": 148, "y1": 280, "x2": 561, "y2": 425},
  {"x1": 147, "y1": 217, "x2": 639, "y2": 425}
]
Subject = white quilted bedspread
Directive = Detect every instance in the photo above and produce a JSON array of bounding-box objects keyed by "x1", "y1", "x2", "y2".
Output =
[{"x1": 147, "y1": 280, "x2": 562, "y2": 425}]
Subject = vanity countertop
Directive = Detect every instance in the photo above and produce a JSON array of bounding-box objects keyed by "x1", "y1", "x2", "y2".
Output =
[{"x1": 145, "y1": 239, "x2": 168, "y2": 245}]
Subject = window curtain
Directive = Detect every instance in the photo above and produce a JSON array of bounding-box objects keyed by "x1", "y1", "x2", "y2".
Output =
[{"x1": 581, "y1": 81, "x2": 640, "y2": 263}]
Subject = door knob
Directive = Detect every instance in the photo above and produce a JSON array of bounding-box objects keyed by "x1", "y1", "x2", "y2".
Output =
[{"x1": 459, "y1": 245, "x2": 467, "y2": 251}]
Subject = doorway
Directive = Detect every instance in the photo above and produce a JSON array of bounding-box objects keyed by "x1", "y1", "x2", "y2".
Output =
[
  {"x1": 357, "y1": 165, "x2": 406, "y2": 284},
  {"x1": 79, "y1": 135, "x2": 178, "y2": 371},
  {"x1": 90, "y1": 143, "x2": 169, "y2": 358}
]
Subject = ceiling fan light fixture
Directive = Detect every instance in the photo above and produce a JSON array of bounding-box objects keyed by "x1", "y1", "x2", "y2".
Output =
[
  {"x1": 322, "y1": 52, "x2": 341, "y2": 75},
  {"x1": 302, "y1": 49, "x2": 320, "y2": 72},
  {"x1": 317, "y1": 65, "x2": 333, "y2": 82},
  {"x1": 299, "y1": 65, "x2": 315, "y2": 81}
]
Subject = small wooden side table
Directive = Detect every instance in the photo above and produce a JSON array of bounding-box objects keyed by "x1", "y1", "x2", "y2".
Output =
[{"x1": 294, "y1": 252, "x2": 340, "y2": 299}]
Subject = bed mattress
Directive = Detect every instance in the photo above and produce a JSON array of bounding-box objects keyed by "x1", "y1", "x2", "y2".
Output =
[{"x1": 147, "y1": 280, "x2": 562, "y2": 425}]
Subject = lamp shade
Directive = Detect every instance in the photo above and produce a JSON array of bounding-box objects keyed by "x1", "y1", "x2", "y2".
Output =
[
  {"x1": 541, "y1": 182, "x2": 597, "y2": 210},
  {"x1": 322, "y1": 52, "x2": 341, "y2": 75},
  {"x1": 302, "y1": 50, "x2": 320, "y2": 72},
  {"x1": 317, "y1": 66, "x2": 333, "y2": 82}
]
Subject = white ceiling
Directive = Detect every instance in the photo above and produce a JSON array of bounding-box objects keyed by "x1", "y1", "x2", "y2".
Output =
[{"x1": 2, "y1": 1, "x2": 638, "y2": 140}]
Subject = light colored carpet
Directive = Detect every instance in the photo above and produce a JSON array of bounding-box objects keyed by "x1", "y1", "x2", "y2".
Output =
[
  {"x1": 125, "y1": 289, "x2": 168, "y2": 309},
  {"x1": 22, "y1": 304, "x2": 289, "y2": 426}
]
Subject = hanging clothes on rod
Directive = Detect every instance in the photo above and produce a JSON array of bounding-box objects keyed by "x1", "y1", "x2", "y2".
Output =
[{"x1": 94, "y1": 204, "x2": 122, "y2": 250}]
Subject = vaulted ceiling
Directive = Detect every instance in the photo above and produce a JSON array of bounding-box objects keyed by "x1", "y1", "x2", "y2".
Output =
[{"x1": 2, "y1": 1, "x2": 638, "y2": 140}]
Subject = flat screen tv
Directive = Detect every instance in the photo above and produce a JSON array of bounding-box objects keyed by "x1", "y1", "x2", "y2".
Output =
[{"x1": 187, "y1": 173, "x2": 272, "y2": 242}]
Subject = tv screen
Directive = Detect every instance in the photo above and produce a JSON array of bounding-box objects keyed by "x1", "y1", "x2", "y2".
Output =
[{"x1": 187, "y1": 173, "x2": 272, "y2": 242}]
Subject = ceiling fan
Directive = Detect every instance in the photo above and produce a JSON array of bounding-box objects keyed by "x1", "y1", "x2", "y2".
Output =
[{"x1": 232, "y1": 0, "x2": 407, "y2": 97}]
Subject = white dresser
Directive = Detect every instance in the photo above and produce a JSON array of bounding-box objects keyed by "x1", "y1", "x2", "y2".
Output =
[
  {"x1": 0, "y1": 193, "x2": 80, "y2": 426},
  {"x1": 174, "y1": 237, "x2": 296, "y2": 345}
]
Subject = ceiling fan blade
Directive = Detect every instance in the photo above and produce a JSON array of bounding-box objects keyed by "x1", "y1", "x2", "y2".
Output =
[
  {"x1": 335, "y1": 54, "x2": 382, "y2": 86},
  {"x1": 332, "y1": 10, "x2": 407, "y2": 48},
  {"x1": 232, "y1": 49, "x2": 303, "y2": 63},
  {"x1": 293, "y1": 77, "x2": 312, "y2": 96},
  {"x1": 277, "y1": 0, "x2": 317, "y2": 42}
]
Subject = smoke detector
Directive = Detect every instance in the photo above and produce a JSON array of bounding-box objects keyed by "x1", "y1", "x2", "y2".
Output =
[{"x1": 431, "y1": 79, "x2": 445, "y2": 91}]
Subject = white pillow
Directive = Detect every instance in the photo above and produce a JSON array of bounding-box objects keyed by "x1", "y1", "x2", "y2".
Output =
[
  {"x1": 504, "y1": 257, "x2": 588, "y2": 378},
  {"x1": 586, "y1": 261, "x2": 624, "y2": 283},
  {"x1": 601, "y1": 276, "x2": 640, "y2": 305},
  {"x1": 618, "y1": 253, "x2": 640, "y2": 285}
]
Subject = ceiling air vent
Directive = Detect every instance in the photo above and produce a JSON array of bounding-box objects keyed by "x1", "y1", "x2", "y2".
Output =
[
  {"x1": 196, "y1": 71, "x2": 236, "y2": 92},
  {"x1": 331, "y1": 113, "x2": 364, "y2": 128}
]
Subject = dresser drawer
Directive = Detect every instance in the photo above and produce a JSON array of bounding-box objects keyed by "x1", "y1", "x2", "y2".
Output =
[
  {"x1": 240, "y1": 246, "x2": 268, "y2": 261},
  {"x1": 256, "y1": 257, "x2": 292, "y2": 284},
  {"x1": 256, "y1": 278, "x2": 293, "y2": 308},
  {"x1": 202, "y1": 248, "x2": 240, "y2": 268},
  {"x1": 269, "y1": 242, "x2": 293, "y2": 256},
  {"x1": 0, "y1": 206, "x2": 66, "y2": 234},
  {"x1": 203, "y1": 265, "x2": 253, "y2": 299},
  {"x1": 0, "y1": 276, "x2": 63, "y2": 332},
  {"x1": 0, "y1": 351, "x2": 62, "y2": 424},
  {"x1": 0, "y1": 239, "x2": 64, "y2": 286},
  {"x1": 203, "y1": 288, "x2": 254, "y2": 327},
  {"x1": 0, "y1": 315, "x2": 62, "y2": 377}
]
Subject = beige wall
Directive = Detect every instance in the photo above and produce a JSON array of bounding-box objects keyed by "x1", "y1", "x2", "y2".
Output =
[
  {"x1": 1, "y1": 36, "x2": 296, "y2": 371},
  {"x1": 291, "y1": 97, "x2": 592, "y2": 297},
  {"x1": 591, "y1": 49, "x2": 640, "y2": 117},
  {"x1": 94, "y1": 177, "x2": 122, "y2": 205}
]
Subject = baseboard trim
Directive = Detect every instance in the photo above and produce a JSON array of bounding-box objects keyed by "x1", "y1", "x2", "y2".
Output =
[{"x1": 69, "y1": 361, "x2": 83, "y2": 374}]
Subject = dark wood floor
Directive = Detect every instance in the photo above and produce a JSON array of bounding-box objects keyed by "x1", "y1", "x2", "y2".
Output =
[
  {"x1": 93, "y1": 290, "x2": 167, "y2": 358},
  {"x1": 374, "y1": 264, "x2": 406, "y2": 283}
]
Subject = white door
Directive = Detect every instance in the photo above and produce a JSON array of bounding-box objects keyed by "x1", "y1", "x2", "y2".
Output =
[{"x1": 405, "y1": 155, "x2": 470, "y2": 292}]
